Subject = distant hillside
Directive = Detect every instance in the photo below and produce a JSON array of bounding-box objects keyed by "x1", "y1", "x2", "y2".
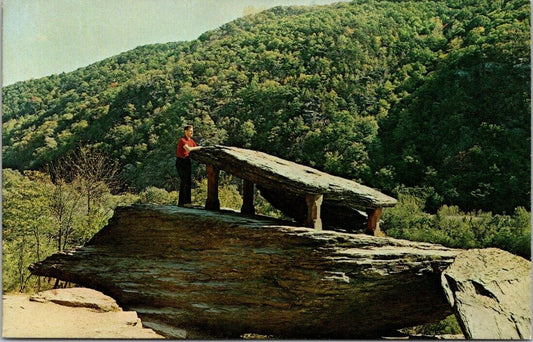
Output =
[{"x1": 2, "y1": 0, "x2": 530, "y2": 213}]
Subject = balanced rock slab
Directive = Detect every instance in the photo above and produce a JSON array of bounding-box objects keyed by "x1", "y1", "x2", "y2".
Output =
[
  {"x1": 30, "y1": 204, "x2": 458, "y2": 339},
  {"x1": 191, "y1": 145, "x2": 397, "y2": 208},
  {"x1": 190, "y1": 145, "x2": 396, "y2": 230},
  {"x1": 441, "y1": 248, "x2": 531, "y2": 339}
]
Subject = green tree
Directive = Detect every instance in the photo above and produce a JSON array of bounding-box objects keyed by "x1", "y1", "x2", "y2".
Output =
[{"x1": 2, "y1": 170, "x2": 56, "y2": 292}]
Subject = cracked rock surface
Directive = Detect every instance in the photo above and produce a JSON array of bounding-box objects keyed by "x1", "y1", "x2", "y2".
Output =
[
  {"x1": 29, "y1": 204, "x2": 460, "y2": 338},
  {"x1": 441, "y1": 248, "x2": 531, "y2": 339}
]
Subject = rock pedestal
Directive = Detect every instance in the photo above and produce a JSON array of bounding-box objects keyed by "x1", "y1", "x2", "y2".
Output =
[{"x1": 30, "y1": 204, "x2": 459, "y2": 339}]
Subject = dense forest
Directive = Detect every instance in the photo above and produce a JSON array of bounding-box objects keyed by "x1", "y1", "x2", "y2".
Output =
[
  {"x1": 2, "y1": 0, "x2": 530, "y2": 297},
  {"x1": 3, "y1": 0, "x2": 530, "y2": 214}
]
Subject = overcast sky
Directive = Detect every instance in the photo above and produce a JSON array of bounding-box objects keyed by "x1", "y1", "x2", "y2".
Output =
[{"x1": 2, "y1": 0, "x2": 348, "y2": 86}]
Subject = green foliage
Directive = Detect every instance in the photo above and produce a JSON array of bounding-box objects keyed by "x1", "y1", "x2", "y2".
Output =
[
  {"x1": 2, "y1": 170, "x2": 56, "y2": 292},
  {"x1": 383, "y1": 192, "x2": 531, "y2": 258},
  {"x1": 2, "y1": 164, "x2": 285, "y2": 294},
  {"x1": 137, "y1": 175, "x2": 284, "y2": 219},
  {"x1": 2, "y1": 169, "x2": 137, "y2": 293},
  {"x1": 401, "y1": 314, "x2": 462, "y2": 336},
  {"x1": 2, "y1": 6, "x2": 528, "y2": 336},
  {"x1": 373, "y1": 0, "x2": 530, "y2": 213},
  {"x1": 191, "y1": 174, "x2": 287, "y2": 218},
  {"x1": 138, "y1": 186, "x2": 179, "y2": 205},
  {"x1": 2, "y1": 0, "x2": 529, "y2": 214},
  {"x1": 192, "y1": 177, "x2": 242, "y2": 210}
]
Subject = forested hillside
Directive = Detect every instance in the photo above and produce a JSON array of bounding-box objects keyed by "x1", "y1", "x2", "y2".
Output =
[{"x1": 3, "y1": 0, "x2": 530, "y2": 214}]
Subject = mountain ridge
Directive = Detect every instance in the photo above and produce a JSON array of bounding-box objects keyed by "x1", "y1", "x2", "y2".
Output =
[{"x1": 2, "y1": 0, "x2": 530, "y2": 213}]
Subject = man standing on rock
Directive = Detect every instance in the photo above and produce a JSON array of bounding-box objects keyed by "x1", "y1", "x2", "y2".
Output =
[{"x1": 176, "y1": 125, "x2": 200, "y2": 207}]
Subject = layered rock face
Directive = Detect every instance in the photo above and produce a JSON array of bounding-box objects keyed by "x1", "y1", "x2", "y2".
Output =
[
  {"x1": 441, "y1": 248, "x2": 531, "y2": 339},
  {"x1": 30, "y1": 205, "x2": 459, "y2": 339}
]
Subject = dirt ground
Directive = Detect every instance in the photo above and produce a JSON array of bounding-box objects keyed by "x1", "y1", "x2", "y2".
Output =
[{"x1": 2, "y1": 292, "x2": 164, "y2": 339}]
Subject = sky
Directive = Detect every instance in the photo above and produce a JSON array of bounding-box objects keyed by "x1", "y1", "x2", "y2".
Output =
[{"x1": 2, "y1": 0, "x2": 348, "y2": 86}]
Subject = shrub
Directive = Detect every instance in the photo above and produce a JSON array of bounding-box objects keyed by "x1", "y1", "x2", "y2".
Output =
[
  {"x1": 383, "y1": 193, "x2": 531, "y2": 258},
  {"x1": 138, "y1": 186, "x2": 179, "y2": 205}
]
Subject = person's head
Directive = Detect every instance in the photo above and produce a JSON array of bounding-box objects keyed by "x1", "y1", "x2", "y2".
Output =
[{"x1": 184, "y1": 125, "x2": 194, "y2": 139}]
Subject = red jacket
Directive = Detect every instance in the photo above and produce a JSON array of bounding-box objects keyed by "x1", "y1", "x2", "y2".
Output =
[{"x1": 176, "y1": 137, "x2": 197, "y2": 158}]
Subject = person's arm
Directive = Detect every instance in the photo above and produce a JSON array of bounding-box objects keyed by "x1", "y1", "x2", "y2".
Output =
[{"x1": 184, "y1": 145, "x2": 202, "y2": 152}]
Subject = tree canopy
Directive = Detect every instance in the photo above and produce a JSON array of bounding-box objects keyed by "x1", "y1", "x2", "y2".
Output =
[{"x1": 2, "y1": 0, "x2": 530, "y2": 214}]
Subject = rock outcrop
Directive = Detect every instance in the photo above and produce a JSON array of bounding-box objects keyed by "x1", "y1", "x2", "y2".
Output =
[
  {"x1": 30, "y1": 204, "x2": 459, "y2": 339},
  {"x1": 441, "y1": 248, "x2": 531, "y2": 339},
  {"x1": 3, "y1": 288, "x2": 163, "y2": 339},
  {"x1": 190, "y1": 145, "x2": 396, "y2": 232},
  {"x1": 30, "y1": 287, "x2": 121, "y2": 312}
]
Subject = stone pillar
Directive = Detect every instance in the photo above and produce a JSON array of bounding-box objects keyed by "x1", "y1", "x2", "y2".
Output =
[
  {"x1": 205, "y1": 164, "x2": 220, "y2": 211},
  {"x1": 241, "y1": 179, "x2": 255, "y2": 215},
  {"x1": 305, "y1": 194, "x2": 323, "y2": 231},
  {"x1": 366, "y1": 207, "x2": 383, "y2": 236}
]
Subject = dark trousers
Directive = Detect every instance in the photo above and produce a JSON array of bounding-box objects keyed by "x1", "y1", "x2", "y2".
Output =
[{"x1": 175, "y1": 157, "x2": 192, "y2": 205}]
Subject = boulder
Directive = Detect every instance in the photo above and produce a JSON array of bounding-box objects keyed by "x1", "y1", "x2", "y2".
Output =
[
  {"x1": 441, "y1": 248, "x2": 531, "y2": 339},
  {"x1": 30, "y1": 287, "x2": 121, "y2": 312},
  {"x1": 30, "y1": 204, "x2": 459, "y2": 339}
]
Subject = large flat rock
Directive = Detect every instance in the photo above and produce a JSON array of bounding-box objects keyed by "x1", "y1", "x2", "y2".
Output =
[
  {"x1": 30, "y1": 204, "x2": 458, "y2": 339},
  {"x1": 190, "y1": 145, "x2": 397, "y2": 209}
]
